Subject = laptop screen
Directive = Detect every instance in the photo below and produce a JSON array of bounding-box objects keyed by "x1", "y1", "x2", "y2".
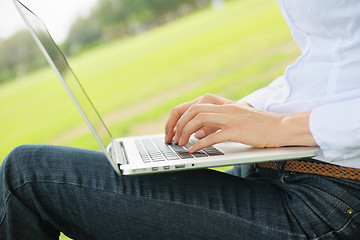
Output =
[{"x1": 13, "y1": 0, "x2": 114, "y2": 154}]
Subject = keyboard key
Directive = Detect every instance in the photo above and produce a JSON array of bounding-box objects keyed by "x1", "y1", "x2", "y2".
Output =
[
  {"x1": 136, "y1": 137, "x2": 223, "y2": 163},
  {"x1": 192, "y1": 152, "x2": 207, "y2": 158},
  {"x1": 178, "y1": 152, "x2": 194, "y2": 159},
  {"x1": 165, "y1": 156, "x2": 180, "y2": 160},
  {"x1": 152, "y1": 158, "x2": 165, "y2": 162}
]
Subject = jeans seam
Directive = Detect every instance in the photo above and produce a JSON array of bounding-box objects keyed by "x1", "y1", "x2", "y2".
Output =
[
  {"x1": 313, "y1": 212, "x2": 360, "y2": 240},
  {"x1": 0, "y1": 211, "x2": 5, "y2": 225},
  {"x1": 134, "y1": 195, "x2": 308, "y2": 239},
  {"x1": 301, "y1": 183, "x2": 352, "y2": 210},
  {"x1": 5, "y1": 179, "x2": 308, "y2": 239}
]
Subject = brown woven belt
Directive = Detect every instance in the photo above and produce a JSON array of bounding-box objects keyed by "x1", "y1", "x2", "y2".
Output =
[{"x1": 256, "y1": 160, "x2": 360, "y2": 181}]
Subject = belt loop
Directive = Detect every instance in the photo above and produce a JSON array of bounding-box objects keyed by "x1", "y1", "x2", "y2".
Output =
[{"x1": 277, "y1": 161, "x2": 286, "y2": 183}]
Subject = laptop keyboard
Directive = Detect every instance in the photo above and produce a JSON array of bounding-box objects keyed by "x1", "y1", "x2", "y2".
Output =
[{"x1": 135, "y1": 137, "x2": 223, "y2": 163}]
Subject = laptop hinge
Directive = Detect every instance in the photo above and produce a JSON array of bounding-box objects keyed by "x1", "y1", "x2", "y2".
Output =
[{"x1": 113, "y1": 140, "x2": 129, "y2": 165}]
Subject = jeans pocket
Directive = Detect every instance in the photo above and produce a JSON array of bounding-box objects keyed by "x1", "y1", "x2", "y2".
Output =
[{"x1": 302, "y1": 182, "x2": 357, "y2": 231}]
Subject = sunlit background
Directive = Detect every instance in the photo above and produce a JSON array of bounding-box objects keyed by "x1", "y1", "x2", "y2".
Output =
[{"x1": 0, "y1": 0, "x2": 299, "y2": 239}]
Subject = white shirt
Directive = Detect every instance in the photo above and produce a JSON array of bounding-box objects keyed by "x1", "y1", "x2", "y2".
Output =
[{"x1": 241, "y1": 0, "x2": 360, "y2": 168}]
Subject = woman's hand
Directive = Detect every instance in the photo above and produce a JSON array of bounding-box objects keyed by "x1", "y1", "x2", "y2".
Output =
[
  {"x1": 165, "y1": 94, "x2": 317, "y2": 153},
  {"x1": 165, "y1": 94, "x2": 240, "y2": 144}
]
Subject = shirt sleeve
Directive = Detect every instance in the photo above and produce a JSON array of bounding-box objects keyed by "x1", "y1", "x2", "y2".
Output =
[
  {"x1": 309, "y1": 97, "x2": 360, "y2": 162},
  {"x1": 239, "y1": 76, "x2": 286, "y2": 110}
]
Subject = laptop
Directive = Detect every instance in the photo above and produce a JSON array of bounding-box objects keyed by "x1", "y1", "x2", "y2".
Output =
[{"x1": 13, "y1": 0, "x2": 318, "y2": 175}]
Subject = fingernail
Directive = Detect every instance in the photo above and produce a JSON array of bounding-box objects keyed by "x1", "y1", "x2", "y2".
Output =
[
  {"x1": 195, "y1": 129, "x2": 206, "y2": 139},
  {"x1": 187, "y1": 146, "x2": 193, "y2": 153}
]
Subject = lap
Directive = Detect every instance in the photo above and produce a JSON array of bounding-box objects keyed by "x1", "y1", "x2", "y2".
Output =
[{"x1": 2, "y1": 145, "x2": 360, "y2": 240}]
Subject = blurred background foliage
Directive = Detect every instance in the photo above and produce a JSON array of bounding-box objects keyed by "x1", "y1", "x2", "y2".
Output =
[{"x1": 0, "y1": 0, "x2": 219, "y2": 84}]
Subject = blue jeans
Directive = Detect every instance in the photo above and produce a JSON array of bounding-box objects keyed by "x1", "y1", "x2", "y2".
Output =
[{"x1": 1, "y1": 145, "x2": 360, "y2": 240}]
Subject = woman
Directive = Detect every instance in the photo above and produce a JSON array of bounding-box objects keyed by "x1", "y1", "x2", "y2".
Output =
[{"x1": 1, "y1": 1, "x2": 360, "y2": 239}]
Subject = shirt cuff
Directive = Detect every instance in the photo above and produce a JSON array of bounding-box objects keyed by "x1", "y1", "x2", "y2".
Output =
[{"x1": 309, "y1": 97, "x2": 360, "y2": 162}]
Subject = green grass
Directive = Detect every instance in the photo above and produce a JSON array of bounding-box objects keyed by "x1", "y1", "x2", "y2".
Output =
[
  {"x1": 1, "y1": 1, "x2": 299, "y2": 238},
  {"x1": 0, "y1": 0, "x2": 299, "y2": 159}
]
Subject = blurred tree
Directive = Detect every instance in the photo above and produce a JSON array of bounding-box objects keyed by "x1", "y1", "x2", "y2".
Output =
[
  {"x1": 0, "y1": 0, "x2": 214, "y2": 84},
  {"x1": 94, "y1": 0, "x2": 130, "y2": 39},
  {"x1": 0, "y1": 30, "x2": 44, "y2": 83},
  {"x1": 63, "y1": 14, "x2": 103, "y2": 55},
  {"x1": 94, "y1": 0, "x2": 210, "y2": 39}
]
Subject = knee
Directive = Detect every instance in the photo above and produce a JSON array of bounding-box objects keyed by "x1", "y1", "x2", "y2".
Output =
[
  {"x1": 4, "y1": 145, "x2": 45, "y2": 166},
  {"x1": 1, "y1": 145, "x2": 53, "y2": 183},
  {"x1": 2, "y1": 145, "x2": 32, "y2": 167},
  {"x1": 6, "y1": 144, "x2": 36, "y2": 159}
]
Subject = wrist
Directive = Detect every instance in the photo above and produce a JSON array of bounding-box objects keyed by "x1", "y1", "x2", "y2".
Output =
[{"x1": 277, "y1": 111, "x2": 318, "y2": 147}]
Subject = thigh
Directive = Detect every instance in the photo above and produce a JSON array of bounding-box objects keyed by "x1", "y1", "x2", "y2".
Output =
[{"x1": 2, "y1": 145, "x2": 359, "y2": 240}]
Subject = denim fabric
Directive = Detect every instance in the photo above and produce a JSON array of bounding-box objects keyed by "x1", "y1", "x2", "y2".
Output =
[{"x1": 1, "y1": 145, "x2": 360, "y2": 240}]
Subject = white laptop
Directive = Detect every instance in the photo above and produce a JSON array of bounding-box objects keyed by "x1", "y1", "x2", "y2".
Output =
[{"x1": 14, "y1": 0, "x2": 318, "y2": 175}]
